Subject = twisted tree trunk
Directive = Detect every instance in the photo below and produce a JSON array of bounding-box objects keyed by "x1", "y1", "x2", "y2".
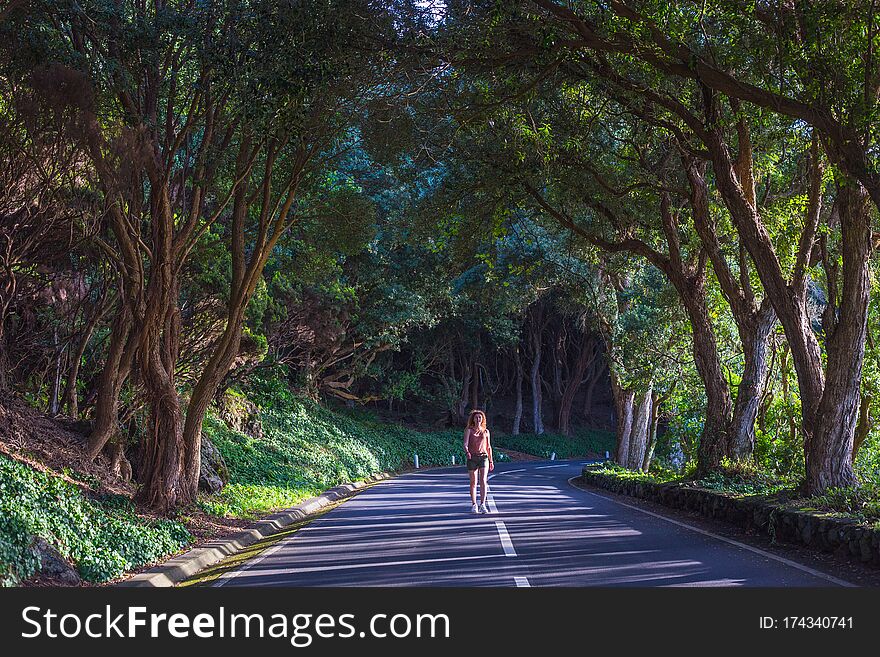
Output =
[
  {"x1": 135, "y1": 224, "x2": 186, "y2": 512},
  {"x1": 678, "y1": 279, "x2": 733, "y2": 472},
  {"x1": 729, "y1": 303, "x2": 776, "y2": 459},
  {"x1": 530, "y1": 332, "x2": 544, "y2": 434},
  {"x1": 48, "y1": 326, "x2": 63, "y2": 416},
  {"x1": 642, "y1": 390, "x2": 663, "y2": 472},
  {"x1": 613, "y1": 383, "x2": 635, "y2": 467},
  {"x1": 61, "y1": 299, "x2": 103, "y2": 418},
  {"x1": 804, "y1": 183, "x2": 870, "y2": 492},
  {"x1": 627, "y1": 384, "x2": 653, "y2": 470},
  {"x1": 512, "y1": 344, "x2": 523, "y2": 435},
  {"x1": 85, "y1": 303, "x2": 134, "y2": 459}
]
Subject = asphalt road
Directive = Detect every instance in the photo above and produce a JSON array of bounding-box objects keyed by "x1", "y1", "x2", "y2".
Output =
[{"x1": 212, "y1": 460, "x2": 851, "y2": 587}]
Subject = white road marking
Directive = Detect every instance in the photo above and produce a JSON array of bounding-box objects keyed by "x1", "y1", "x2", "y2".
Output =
[
  {"x1": 536, "y1": 464, "x2": 570, "y2": 469},
  {"x1": 226, "y1": 552, "x2": 508, "y2": 581},
  {"x1": 495, "y1": 520, "x2": 517, "y2": 557},
  {"x1": 488, "y1": 468, "x2": 525, "y2": 480},
  {"x1": 214, "y1": 538, "x2": 289, "y2": 587},
  {"x1": 514, "y1": 576, "x2": 531, "y2": 587},
  {"x1": 487, "y1": 496, "x2": 499, "y2": 514},
  {"x1": 567, "y1": 477, "x2": 857, "y2": 588}
]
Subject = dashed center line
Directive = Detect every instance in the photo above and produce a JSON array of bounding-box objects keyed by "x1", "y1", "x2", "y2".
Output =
[
  {"x1": 485, "y1": 490, "x2": 517, "y2": 558},
  {"x1": 514, "y1": 576, "x2": 531, "y2": 587},
  {"x1": 494, "y1": 520, "x2": 517, "y2": 557}
]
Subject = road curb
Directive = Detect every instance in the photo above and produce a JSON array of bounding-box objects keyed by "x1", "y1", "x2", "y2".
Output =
[
  {"x1": 578, "y1": 466, "x2": 880, "y2": 571},
  {"x1": 116, "y1": 471, "x2": 396, "y2": 587}
]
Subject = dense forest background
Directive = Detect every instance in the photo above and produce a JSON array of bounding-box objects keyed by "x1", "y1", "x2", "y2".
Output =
[{"x1": 3, "y1": 0, "x2": 880, "y2": 584}]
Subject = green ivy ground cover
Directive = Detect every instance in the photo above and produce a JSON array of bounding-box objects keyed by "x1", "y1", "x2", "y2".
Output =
[{"x1": 0, "y1": 453, "x2": 191, "y2": 586}]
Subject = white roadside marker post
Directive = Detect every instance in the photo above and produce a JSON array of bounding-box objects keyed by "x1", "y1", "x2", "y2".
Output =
[
  {"x1": 414, "y1": 453, "x2": 419, "y2": 469},
  {"x1": 551, "y1": 452, "x2": 556, "y2": 461},
  {"x1": 452, "y1": 455, "x2": 456, "y2": 465}
]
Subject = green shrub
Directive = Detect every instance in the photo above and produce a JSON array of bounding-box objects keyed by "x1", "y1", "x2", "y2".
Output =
[
  {"x1": 0, "y1": 454, "x2": 191, "y2": 586},
  {"x1": 585, "y1": 461, "x2": 678, "y2": 484},
  {"x1": 692, "y1": 458, "x2": 797, "y2": 497},
  {"x1": 496, "y1": 429, "x2": 615, "y2": 459},
  {"x1": 806, "y1": 483, "x2": 880, "y2": 524}
]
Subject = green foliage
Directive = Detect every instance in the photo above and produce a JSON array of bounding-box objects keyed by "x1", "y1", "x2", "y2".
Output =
[
  {"x1": 753, "y1": 396, "x2": 805, "y2": 480},
  {"x1": 805, "y1": 484, "x2": 880, "y2": 525},
  {"x1": 693, "y1": 459, "x2": 797, "y2": 497},
  {"x1": 0, "y1": 455, "x2": 191, "y2": 586},
  {"x1": 658, "y1": 405, "x2": 704, "y2": 470},
  {"x1": 584, "y1": 462, "x2": 678, "y2": 485},
  {"x1": 496, "y1": 429, "x2": 615, "y2": 460},
  {"x1": 856, "y1": 430, "x2": 880, "y2": 484}
]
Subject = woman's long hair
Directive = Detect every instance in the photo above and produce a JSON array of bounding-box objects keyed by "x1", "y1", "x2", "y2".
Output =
[{"x1": 467, "y1": 409, "x2": 487, "y2": 432}]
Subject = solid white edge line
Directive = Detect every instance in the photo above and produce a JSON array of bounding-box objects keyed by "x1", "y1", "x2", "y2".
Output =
[
  {"x1": 567, "y1": 476, "x2": 857, "y2": 588},
  {"x1": 514, "y1": 576, "x2": 531, "y2": 587},
  {"x1": 213, "y1": 537, "x2": 289, "y2": 587}
]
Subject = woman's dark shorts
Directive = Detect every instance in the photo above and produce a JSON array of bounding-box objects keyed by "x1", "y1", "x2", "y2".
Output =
[{"x1": 467, "y1": 453, "x2": 489, "y2": 471}]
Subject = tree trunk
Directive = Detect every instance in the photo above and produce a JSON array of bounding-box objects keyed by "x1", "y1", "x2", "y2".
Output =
[
  {"x1": 685, "y1": 157, "x2": 776, "y2": 464},
  {"x1": 135, "y1": 269, "x2": 185, "y2": 512},
  {"x1": 853, "y1": 394, "x2": 872, "y2": 461},
  {"x1": 136, "y1": 361, "x2": 185, "y2": 512},
  {"x1": 642, "y1": 390, "x2": 663, "y2": 472},
  {"x1": 729, "y1": 302, "x2": 776, "y2": 460},
  {"x1": 0, "y1": 268, "x2": 15, "y2": 391},
  {"x1": 61, "y1": 317, "x2": 97, "y2": 419},
  {"x1": 470, "y1": 354, "x2": 480, "y2": 410},
  {"x1": 512, "y1": 344, "x2": 523, "y2": 435},
  {"x1": 805, "y1": 182, "x2": 870, "y2": 493},
  {"x1": 627, "y1": 384, "x2": 653, "y2": 470},
  {"x1": 553, "y1": 324, "x2": 565, "y2": 403},
  {"x1": 708, "y1": 130, "x2": 827, "y2": 438},
  {"x1": 47, "y1": 326, "x2": 63, "y2": 417},
  {"x1": 0, "y1": 333, "x2": 7, "y2": 392},
  {"x1": 530, "y1": 331, "x2": 544, "y2": 434},
  {"x1": 134, "y1": 187, "x2": 187, "y2": 512},
  {"x1": 181, "y1": 316, "x2": 244, "y2": 497},
  {"x1": 457, "y1": 354, "x2": 471, "y2": 422},
  {"x1": 559, "y1": 335, "x2": 594, "y2": 435},
  {"x1": 86, "y1": 305, "x2": 134, "y2": 459},
  {"x1": 676, "y1": 281, "x2": 733, "y2": 473},
  {"x1": 611, "y1": 370, "x2": 635, "y2": 467}
]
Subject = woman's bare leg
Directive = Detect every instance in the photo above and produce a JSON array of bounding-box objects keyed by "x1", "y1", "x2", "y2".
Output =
[
  {"x1": 478, "y1": 465, "x2": 489, "y2": 505},
  {"x1": 469, "y1": 470, "x2": 478, "y2": 504}
]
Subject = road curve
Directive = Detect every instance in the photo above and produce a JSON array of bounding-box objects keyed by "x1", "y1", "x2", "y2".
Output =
[{"x1": 210, "y1": 460, "x2": 851, "y2": 587}]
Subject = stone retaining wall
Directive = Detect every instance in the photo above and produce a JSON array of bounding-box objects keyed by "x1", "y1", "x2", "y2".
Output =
[{"x1": 579, "y1": 467, "x2": 880, "y2": 568}]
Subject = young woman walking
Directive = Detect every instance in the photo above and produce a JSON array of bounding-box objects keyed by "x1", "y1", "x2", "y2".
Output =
[{"x1": 463, "y1": 409, "x2": 494, "y2": 513}]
